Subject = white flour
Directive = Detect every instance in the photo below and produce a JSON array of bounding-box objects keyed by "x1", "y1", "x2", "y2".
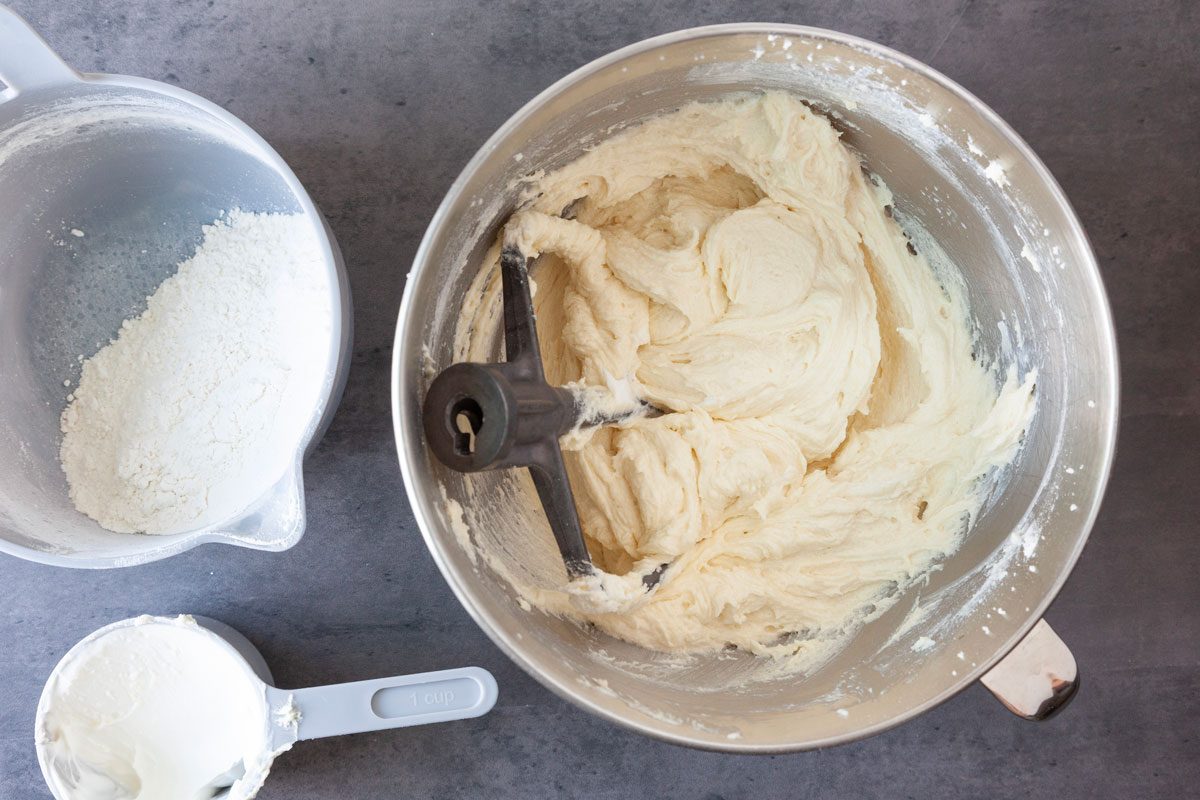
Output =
[{"x1": 59, "y1": 210, "x2": 331, "y2": 535}]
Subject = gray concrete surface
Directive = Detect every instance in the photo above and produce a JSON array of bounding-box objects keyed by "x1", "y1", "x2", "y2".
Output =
[{"x1": 2, "y1": 1, "x2": 1198, "y2": 797}]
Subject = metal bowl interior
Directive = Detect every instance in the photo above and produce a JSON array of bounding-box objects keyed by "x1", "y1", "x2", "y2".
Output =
[
  {"x1": 0, "y1": 78, "x2": 351, "y2": 567},
  {"x1": 393, "y1": 25, "x2": 1117, "y2": 750}
]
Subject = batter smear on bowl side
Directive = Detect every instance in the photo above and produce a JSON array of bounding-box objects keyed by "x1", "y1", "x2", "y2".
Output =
[{"x1": 458, "y1": 91, "x2": 1036, "y2": 670}]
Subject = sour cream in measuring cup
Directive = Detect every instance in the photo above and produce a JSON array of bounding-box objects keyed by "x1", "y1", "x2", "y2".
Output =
[{"x1": 35, "y1": 615, "x2": 280, "y2": 800}]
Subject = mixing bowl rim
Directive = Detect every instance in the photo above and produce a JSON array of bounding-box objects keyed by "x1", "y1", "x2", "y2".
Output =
[
  {"x1": 393, "y1": 22, "x2": 1119, "y2": 751},
  {"x1": 0, "y1": 70, "x2": 353, "y2": 568}
]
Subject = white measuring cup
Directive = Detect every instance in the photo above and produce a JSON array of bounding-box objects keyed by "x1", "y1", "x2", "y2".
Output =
[{"x1": 35, "y1": 616, "x2": 498, "y2": 799}]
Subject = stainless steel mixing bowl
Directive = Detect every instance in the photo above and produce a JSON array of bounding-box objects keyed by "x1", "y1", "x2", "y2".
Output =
[
  {"x1": 392, "y1": 24, "x2": 1118, "y2": 749},
  {"x1": 0, "y1": 7, "x2": 352, "y2": 567}
]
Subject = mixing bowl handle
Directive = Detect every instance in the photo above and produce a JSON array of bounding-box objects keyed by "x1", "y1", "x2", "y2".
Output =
[
  {"x1": 980, "y1": 619, "x2": 1078, "y2": 721},
  {"x1": 0, "y1": 5, "x2": 79, "y2": 96},
  {"x1": 266, "y1": 666, "x2": 498, "y2": 743}
]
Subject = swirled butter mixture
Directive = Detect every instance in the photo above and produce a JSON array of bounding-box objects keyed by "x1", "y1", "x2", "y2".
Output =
[{"x1": 458, "y1": 91, "x2": 1035, "y2": 669}]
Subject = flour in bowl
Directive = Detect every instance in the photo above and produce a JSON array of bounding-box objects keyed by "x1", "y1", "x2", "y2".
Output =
[{"x1": 60, "y1": 210, "x2": 332, "y2": 535}]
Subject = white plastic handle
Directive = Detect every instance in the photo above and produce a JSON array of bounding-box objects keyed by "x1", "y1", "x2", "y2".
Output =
[
  {"x1": 0, "y1": 4, "x2": 78, "y2": 95},
  {"x1": 268, "y1": 667, "x2": 498, "y2": 742}
]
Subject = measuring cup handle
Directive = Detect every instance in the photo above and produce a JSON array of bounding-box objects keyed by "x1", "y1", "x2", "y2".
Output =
[
  {"x1": 0, "y1": 5, "x2": 79, "y2": 95},
  {"x1": 272, "y1": 667, "x2": 498, "y2": 741}
]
